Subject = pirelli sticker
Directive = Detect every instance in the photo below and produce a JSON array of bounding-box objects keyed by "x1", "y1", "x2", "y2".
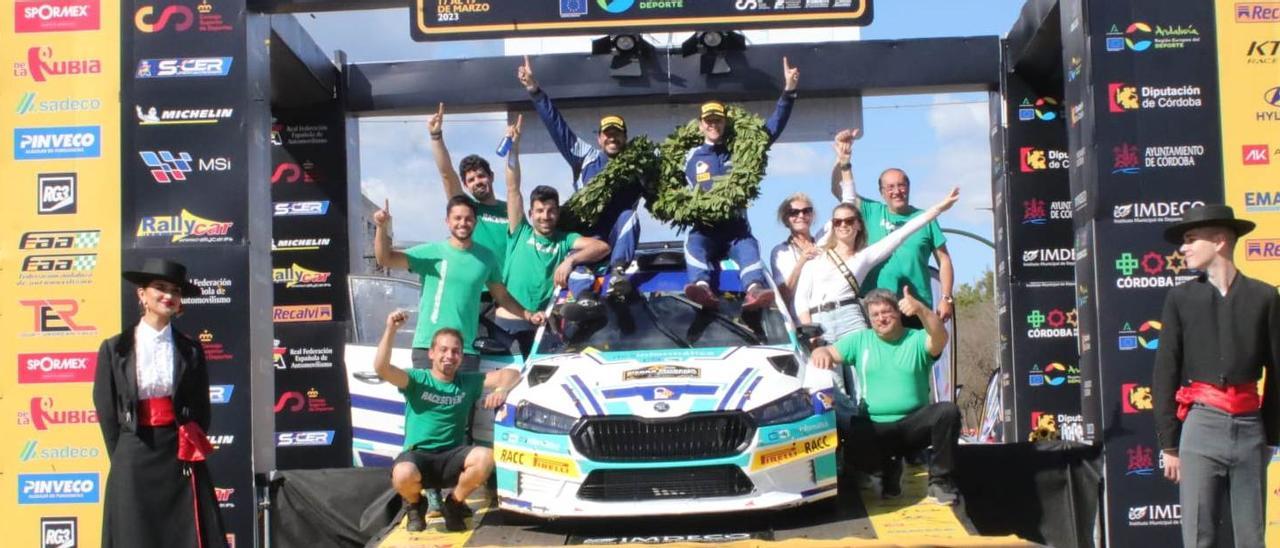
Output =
[
  {"x1": 750, "y1": 432, "x2": 837, "y2": 471},
  {"x1": 495, "y1": 445, "x2": 580, "y2": 478}
]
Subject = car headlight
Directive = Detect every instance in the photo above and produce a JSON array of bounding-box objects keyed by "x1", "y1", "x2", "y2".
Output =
[
  {"x1": 515, "y1": 402, "x2": 577, "y2": 434},
  {"x1": 749, "y1": 390, "x2": 813, "y2": 426}
]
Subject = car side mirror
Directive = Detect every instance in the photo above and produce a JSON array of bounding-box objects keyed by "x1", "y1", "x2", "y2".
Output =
[
  {"x1": 473, "y1": 337, "x2": 511, "y2": 356},
  {"x1": 796, "y1": 324, "x2": 826, "y2": 352}
]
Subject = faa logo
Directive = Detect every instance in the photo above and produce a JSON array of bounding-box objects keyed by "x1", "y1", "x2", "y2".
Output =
[{"x1": 597, "y1": 0, "x2": 634, "y2": 13}]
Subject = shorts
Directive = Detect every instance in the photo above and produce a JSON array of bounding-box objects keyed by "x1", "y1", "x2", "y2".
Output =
[{"x1": 393, "y1": 445, "x2": 475, "y2": 488}]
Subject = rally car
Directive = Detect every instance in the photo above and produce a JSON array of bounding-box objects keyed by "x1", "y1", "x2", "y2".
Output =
[{"x1": 492, "y1": 242, "x2": 839, "y2": 518}]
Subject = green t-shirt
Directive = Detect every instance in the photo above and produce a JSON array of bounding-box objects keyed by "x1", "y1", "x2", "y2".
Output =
[
  {"x1": 834, "y1": 328, "x2": 937, "y2": 423},
  {"x1": 470, "y1": 198, "x2": 509, "y2": 277},
  {"x1": 400, "y1": 369, "x2": 484, "y2": 451},
  {"x1": 859, "y1": 199, "x2": 946, "y2": 308},
  {"x1": 503, "y1": 220, "x2": 581, "y2": 311},
  {"x1": 405, "y1": 241, "x2": 501, "y2": 352}
]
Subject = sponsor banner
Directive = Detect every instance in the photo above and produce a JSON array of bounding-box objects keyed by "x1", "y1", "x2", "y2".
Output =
[
  {"x1": 273, "y1": 321, "x2": 351, "y2": 469},
  {"x1": 13, "y1": 46, "x2": 101, "y2": 82},
  {"x1": 135, "y1": 57, "x2": 232, "y2": 79},
  {"x1": 133, "y1": 2, "x2": 235, "y2": 33},
  {"x1": 16, "y1": 92, "x2": 102, "y2": 116},
  {"x1": 15, "y1": 1, "x2": 100, "y2": 32},
  {"x1": 135, "y1": 105, "x2": 234, "y2": 126},
  {"x1": 1103, "y1": 20, "x2": 1203, "y2": 53},
  {"x1": 40, "y1": 516, "x2": 78, "y2": 548},
  {"x1": 36, "y1": 173, "x2": 77, "y2": 214},
  {"x1": 14, "y1": 126, "x2": 100, "y2": 160},
  {"x1": 273, "y1": 304, "x2": 333, "y2": 323},
  {"x1": 20, "y1": 440, "x2": 101, "y2": 462},
  {"x1": 17, "y1": 352, "x2": 96, "y2": 383},
  {"x1": 134, "y1": 208, "x2": 236, "y2": 245},
  {"x1": 136, "y1": 150, "x2": 232, "y2": 183},
  {"x1": 18, "y1": 473, "x2": 99, "y2": 504},
  {"x1": 494, "y1": 445, "x2": 580, "y2": 478}
]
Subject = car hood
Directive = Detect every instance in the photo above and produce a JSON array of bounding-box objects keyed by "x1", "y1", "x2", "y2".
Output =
[{"x1": 511, "y1": 346, "x2": 835, "y2": 420}]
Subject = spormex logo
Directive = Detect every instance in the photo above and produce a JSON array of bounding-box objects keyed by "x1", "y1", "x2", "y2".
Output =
[
  {"x1": 1122, "y1": 383, "x2": 1153, "y2": 413},
  {"x1": 1242, "y1": 144, "x2": 1272, "y2": 165},
  {"x1": 18, "y1": 352, "x2": 95, "y2": 383},
  {"x1": 1236, "y1": 3, "x2": 1280, "y2": 22},
  {"x1": 1017, "y1": 97, "x2": 1058, "y2": 121},
  {"x1": 16, "y1": 1, "x2": 100, "y2": 33},
  {"x1": 18, "y1": 397, "x2": 97, "y2": 430},
  {"x1": 1118, "y1": 320, "x2": 1161, "y2": 350},
  {"x1": 1028, "y1": 362, "x2": 1080, "y2": 387},
  {"x1": 136, "y1": 57, "x2": 232, "y2": 78},
  {"x1": 1246, "y1": 239, "x2": 1280, "y2": 261},
  {"x1": 136, "y1": 209, "x2": 234, "y2": 243},
  {"x1": 1113, "y1": 249, "x2": 1192, "y2": 289},
  {"x1": 19, "y1": 299, "x2": 96, "y2": 336},
  {"x1": 13, "y1": 46, "x2": 100, "y2": 82},
  {"x1": 37, "y1": 172, "x2": 76, "y2": 214},
  {"x1": 1025, "y1": 308, "x2": 1078, "y2": 338},
  {"x1": 272, "y1": 263, "x2": 333, "y2": 288}
]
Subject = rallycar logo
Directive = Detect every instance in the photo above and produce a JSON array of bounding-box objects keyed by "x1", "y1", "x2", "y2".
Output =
[
  {"x1": 272, "y1": 263, "x2": 332, "y2": 288},
  {"x1": 136, "y1": 209, "x2": 234, "y2": 243}
]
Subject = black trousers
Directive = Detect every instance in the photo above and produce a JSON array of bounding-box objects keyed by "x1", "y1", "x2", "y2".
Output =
[{"x1": 842, "y1": 401, "x2": 961, "y2": 481}]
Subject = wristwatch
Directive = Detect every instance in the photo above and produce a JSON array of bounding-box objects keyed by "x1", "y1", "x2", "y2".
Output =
[{"x1": 943, "y1": 295, "x2": 954, "y2": 304}]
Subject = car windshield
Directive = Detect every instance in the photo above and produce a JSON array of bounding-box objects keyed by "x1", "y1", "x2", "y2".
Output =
[{"x1": 535, "y1": 291, "x2": 793, "y2": 354}]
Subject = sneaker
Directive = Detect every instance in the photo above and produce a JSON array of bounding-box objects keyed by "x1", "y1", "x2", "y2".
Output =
[
  {"x1": 881, "y1": 458, "x2": 903, "y2": 499},
  {"x1": 684, "y1": 282, "x2": 719, "y2": 308},
  {"x1": 439, "y1": 494, "x2": 470, "y2": 532},
  {"x1": 425, "y1": 489, "x2": 443, "y2": 518},
  {"x1": 403, "y1": 496, "x2": 427, "y2": 532},
  {"x1": 927, "y1": 479, "x2": 960, "y2": 505},
  {"x1": 742, "y1": 284, "x2": 775, "y2": 311},
  {"x1": 605, "y1": 266, "x2": 631, "y2": 302}
]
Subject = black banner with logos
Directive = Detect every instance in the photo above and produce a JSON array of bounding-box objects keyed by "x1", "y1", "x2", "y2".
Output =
[
  {"x1": 1008, "y1": 283, "x2": 1087, "y2": 443},
  {"x1": 273, "y1": 321, "x2": 352, "y2": 470},
  {"x1": 989, "y1": 85, "x2": 1017, "y2": 443},
  {"x1": 120, "y1": 2, "x2": 271, "y2": 546},
  {"x1": 1060, "y1": 0, "x2": 1225, "y2": 545}
]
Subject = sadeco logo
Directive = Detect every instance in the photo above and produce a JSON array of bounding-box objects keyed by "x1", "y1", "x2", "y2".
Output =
[
  {"x1": 597, "y1": 0, "x2": 634, "y2": 13},
  {"x1": 15, "y1": 126, "x2": 100, "y2": 160},
  {"x1": 18, "y1": 472, "x2": 99, "y2": 504},
  {"x1": 136, "y1": 57, "x2": 232, "y2": 78},
  {"x1": 277, "y1": 431, "x2": 334, "y2": 447}
]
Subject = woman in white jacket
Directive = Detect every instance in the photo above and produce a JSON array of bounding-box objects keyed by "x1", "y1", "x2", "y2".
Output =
[{"x1": 794, "y1": 186, "x2": 960, "y2": 344}]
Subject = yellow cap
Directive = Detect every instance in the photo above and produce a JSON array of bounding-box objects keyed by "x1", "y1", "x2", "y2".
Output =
[
  {"x1": 700, "y1": 101, "x2": 726, "y2": 119},
  {"x1": 599, "y1": 115, "x2": 626, "y2": 132}
]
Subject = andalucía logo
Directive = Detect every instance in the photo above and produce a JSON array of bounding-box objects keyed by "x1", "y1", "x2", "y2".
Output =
[
  {"x1": 1104, "y1": 21, "x2": 1200, "y2": 52},
  {"x1": 1118, "y1": 320, "x2": 1161, "y2": 350},
  {"x1": 1017, "y1": 97, "x2": 1059, "y2": 121},
  {"x1": 597, "y1": 0, "x2": 634, "y2": 13},
  {"x1": 136, "y1": 209, "x2": 234, "y2": 243},
  {"x1": 1028, "y1": 362, "x2": 1080, "y2": 387}
]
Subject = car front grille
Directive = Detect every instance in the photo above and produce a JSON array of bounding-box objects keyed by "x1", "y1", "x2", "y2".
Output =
[
  {"x1": 576, "y1": 465, "x2": 755, "y2": 501},
  {"x1": 571, "y1": 412, "x2": 754, "y2": 462}
]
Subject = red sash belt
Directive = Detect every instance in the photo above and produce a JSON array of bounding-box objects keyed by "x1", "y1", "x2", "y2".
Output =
[
  {"x1": 1175, "y1": 381, "x2": 1261, "y2": 421},
  {"x1": 137, "y1": 397, "x2": 214, "y2": 462}
]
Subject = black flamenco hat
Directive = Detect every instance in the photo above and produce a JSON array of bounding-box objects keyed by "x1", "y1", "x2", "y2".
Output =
[
  {"x1": 122, "y1": 257, "x2": 201, "y2": 295},
  {"x1": 1162, "y1": 204, "x2": 1255, "y2": 245}
]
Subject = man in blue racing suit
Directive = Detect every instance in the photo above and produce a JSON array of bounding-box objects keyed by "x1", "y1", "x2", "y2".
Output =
[
  {"x1": 518, "y1": 55, "x2": 642, "y2": 306},
  {"x1": 682, "y1": 57, "x2": 800, "y2": 311}
]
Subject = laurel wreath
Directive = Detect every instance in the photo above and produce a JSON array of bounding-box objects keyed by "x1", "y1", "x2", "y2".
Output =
[
  {"x1": 557, "y1": 135, "x2": 659, "y2": 234},
  {"x1": 648, "y1": 106, "x2": 769, "y2": 228}
]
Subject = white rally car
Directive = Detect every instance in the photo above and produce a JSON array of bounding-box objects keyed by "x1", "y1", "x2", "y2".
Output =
[{"x1": 492, "y1": 243, "x2": 839, "y2": 518}]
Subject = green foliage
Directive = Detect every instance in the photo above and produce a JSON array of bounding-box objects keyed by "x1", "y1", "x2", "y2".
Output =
[
  {"x1": 557, "y1": 135, "x2": 659, "y2": 234},
  {"x1": 954, "y1": 267, "x2": 994, "y2": 309},
  {"x1": 647, "y1": 106, "x2": 770, "y2": 228}
]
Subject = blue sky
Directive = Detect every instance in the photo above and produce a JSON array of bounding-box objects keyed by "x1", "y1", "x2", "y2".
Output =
[{"x1": 299, "y1": 1, "x2": 1027, "y2": 287}]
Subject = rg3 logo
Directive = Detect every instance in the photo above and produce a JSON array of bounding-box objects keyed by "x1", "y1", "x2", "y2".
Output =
[{"x1": 20, "y1": 299, "x2": 95, "y2": 333}]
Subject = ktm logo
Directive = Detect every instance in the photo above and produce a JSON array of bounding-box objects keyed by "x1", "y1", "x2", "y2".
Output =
[{"x1": 134, "y1": 5, "x2": 193, "y2": 32}]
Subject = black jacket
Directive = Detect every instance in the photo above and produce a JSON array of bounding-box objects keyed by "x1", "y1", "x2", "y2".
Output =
[
  {"x1": 92, "y1": 324, "x2": 212, "y2": 456},
  {"x1": 1152, "y1": 272, "x2": 1280, "y2": 450}
]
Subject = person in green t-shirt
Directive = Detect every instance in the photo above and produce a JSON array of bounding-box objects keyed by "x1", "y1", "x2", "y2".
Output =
[
  {"x1": 375, "y1": 310, "x2": 519, "y2": 532},
  {"x1": 373, "y1": 194, "x2": 543, "y2": 368},
  {"x1": 495, "y1": 115, "x2": 610, "y2": 356},
  {"x1": 812, "y1": 287, "x2": 961, "y2": 505},
  {"x1": 428, "y1": 103, "x2": 511, "y2": 275},
  {"x1": 828, "y1": 129, "x2": 956, "y2": 324}
]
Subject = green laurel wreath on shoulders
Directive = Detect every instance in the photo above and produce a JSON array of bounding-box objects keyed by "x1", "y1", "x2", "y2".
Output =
[
  {"x1": 557, "y1": 135, "x2": 659, "y2": 234},
  {"x1": 648, "y1": 105, "x2": 769, "y2": 228}
]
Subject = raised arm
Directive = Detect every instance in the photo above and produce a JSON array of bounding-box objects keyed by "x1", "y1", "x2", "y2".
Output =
[
  {"x1": 899, "y1": 286, "x2": 947, "y2": 357},
  {"x1": 933, "y1": 244, "x2": 955, "y2": 322},
  {"x1": 763, "y1": 57, "x2": 800, "y2": 144},
  {"x1": 848, "y1": 188, "x2": 960, "y2": 280},
  {"x1": 829, "y1": 128, "x2": 861, "y2": 207},
  {"x1": 373, "y1": 310, "x2": 410, "y2": 390},
  {"x1": 519, "y1": 55, "x2": 592, "y2": 172},
  {"x1": 506, "y1": 115, "x2": 525, "y2": 234},
  {"x1": 428, "y1": 103, "x2": 465, "y2": 199},
  {"x1": 374, "y1": 198, "x2": 409, "y2": 271}
]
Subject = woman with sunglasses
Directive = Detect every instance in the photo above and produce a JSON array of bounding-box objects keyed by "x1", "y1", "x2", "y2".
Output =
[
  {"x1": 769, "y1": 193, "x2": 821, "y2": 314},
  {"x1": 794, "y1": 186, "x2": 960, "y2": 344},
  {"x1": 93, "y1": 258, "x2": 228, "y2": 548}
]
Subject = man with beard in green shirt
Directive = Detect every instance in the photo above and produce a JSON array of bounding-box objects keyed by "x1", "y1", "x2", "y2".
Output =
[
  {"x1": 375, "y1": 312, "x2": 520, "y2": 532},
  {"x1": 429, "y1": 103, "x2": 511, "y2": 277},
  {"x1": 373, "y1": 195, "x2": 543, "y2": 369},
  {"x1": 495, "y1": 115, "x2": 610, "y2": 356}
]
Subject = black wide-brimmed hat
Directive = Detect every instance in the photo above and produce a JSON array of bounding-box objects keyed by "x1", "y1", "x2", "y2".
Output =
[
  {"x1": 1162, "y1": 204, "x2": 1256, "y2": 244},
  {"x1": 122, "y1": 258, "x2": 201, "y2": 295}
]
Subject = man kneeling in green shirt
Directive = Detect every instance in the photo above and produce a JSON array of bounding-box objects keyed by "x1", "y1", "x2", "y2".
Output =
[
  {"x1": 375, "y1": 311, "x2": 520, "y2": 532},
  {"x1": 812, "y1": 287, "x2": 962, "y2": 505}
]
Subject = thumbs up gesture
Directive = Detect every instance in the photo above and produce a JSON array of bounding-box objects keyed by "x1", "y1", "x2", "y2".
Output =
[{"x1": 897, "y1": 286, "x2": 925, "y2": 318}]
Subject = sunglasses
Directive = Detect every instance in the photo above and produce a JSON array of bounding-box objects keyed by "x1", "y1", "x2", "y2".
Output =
[
  {"x1": 787, "y1": 207, "x2": 814, "y2": 217},
  {"x1": 831, "y1": 217, "x2": 859, "y2": 227}
]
